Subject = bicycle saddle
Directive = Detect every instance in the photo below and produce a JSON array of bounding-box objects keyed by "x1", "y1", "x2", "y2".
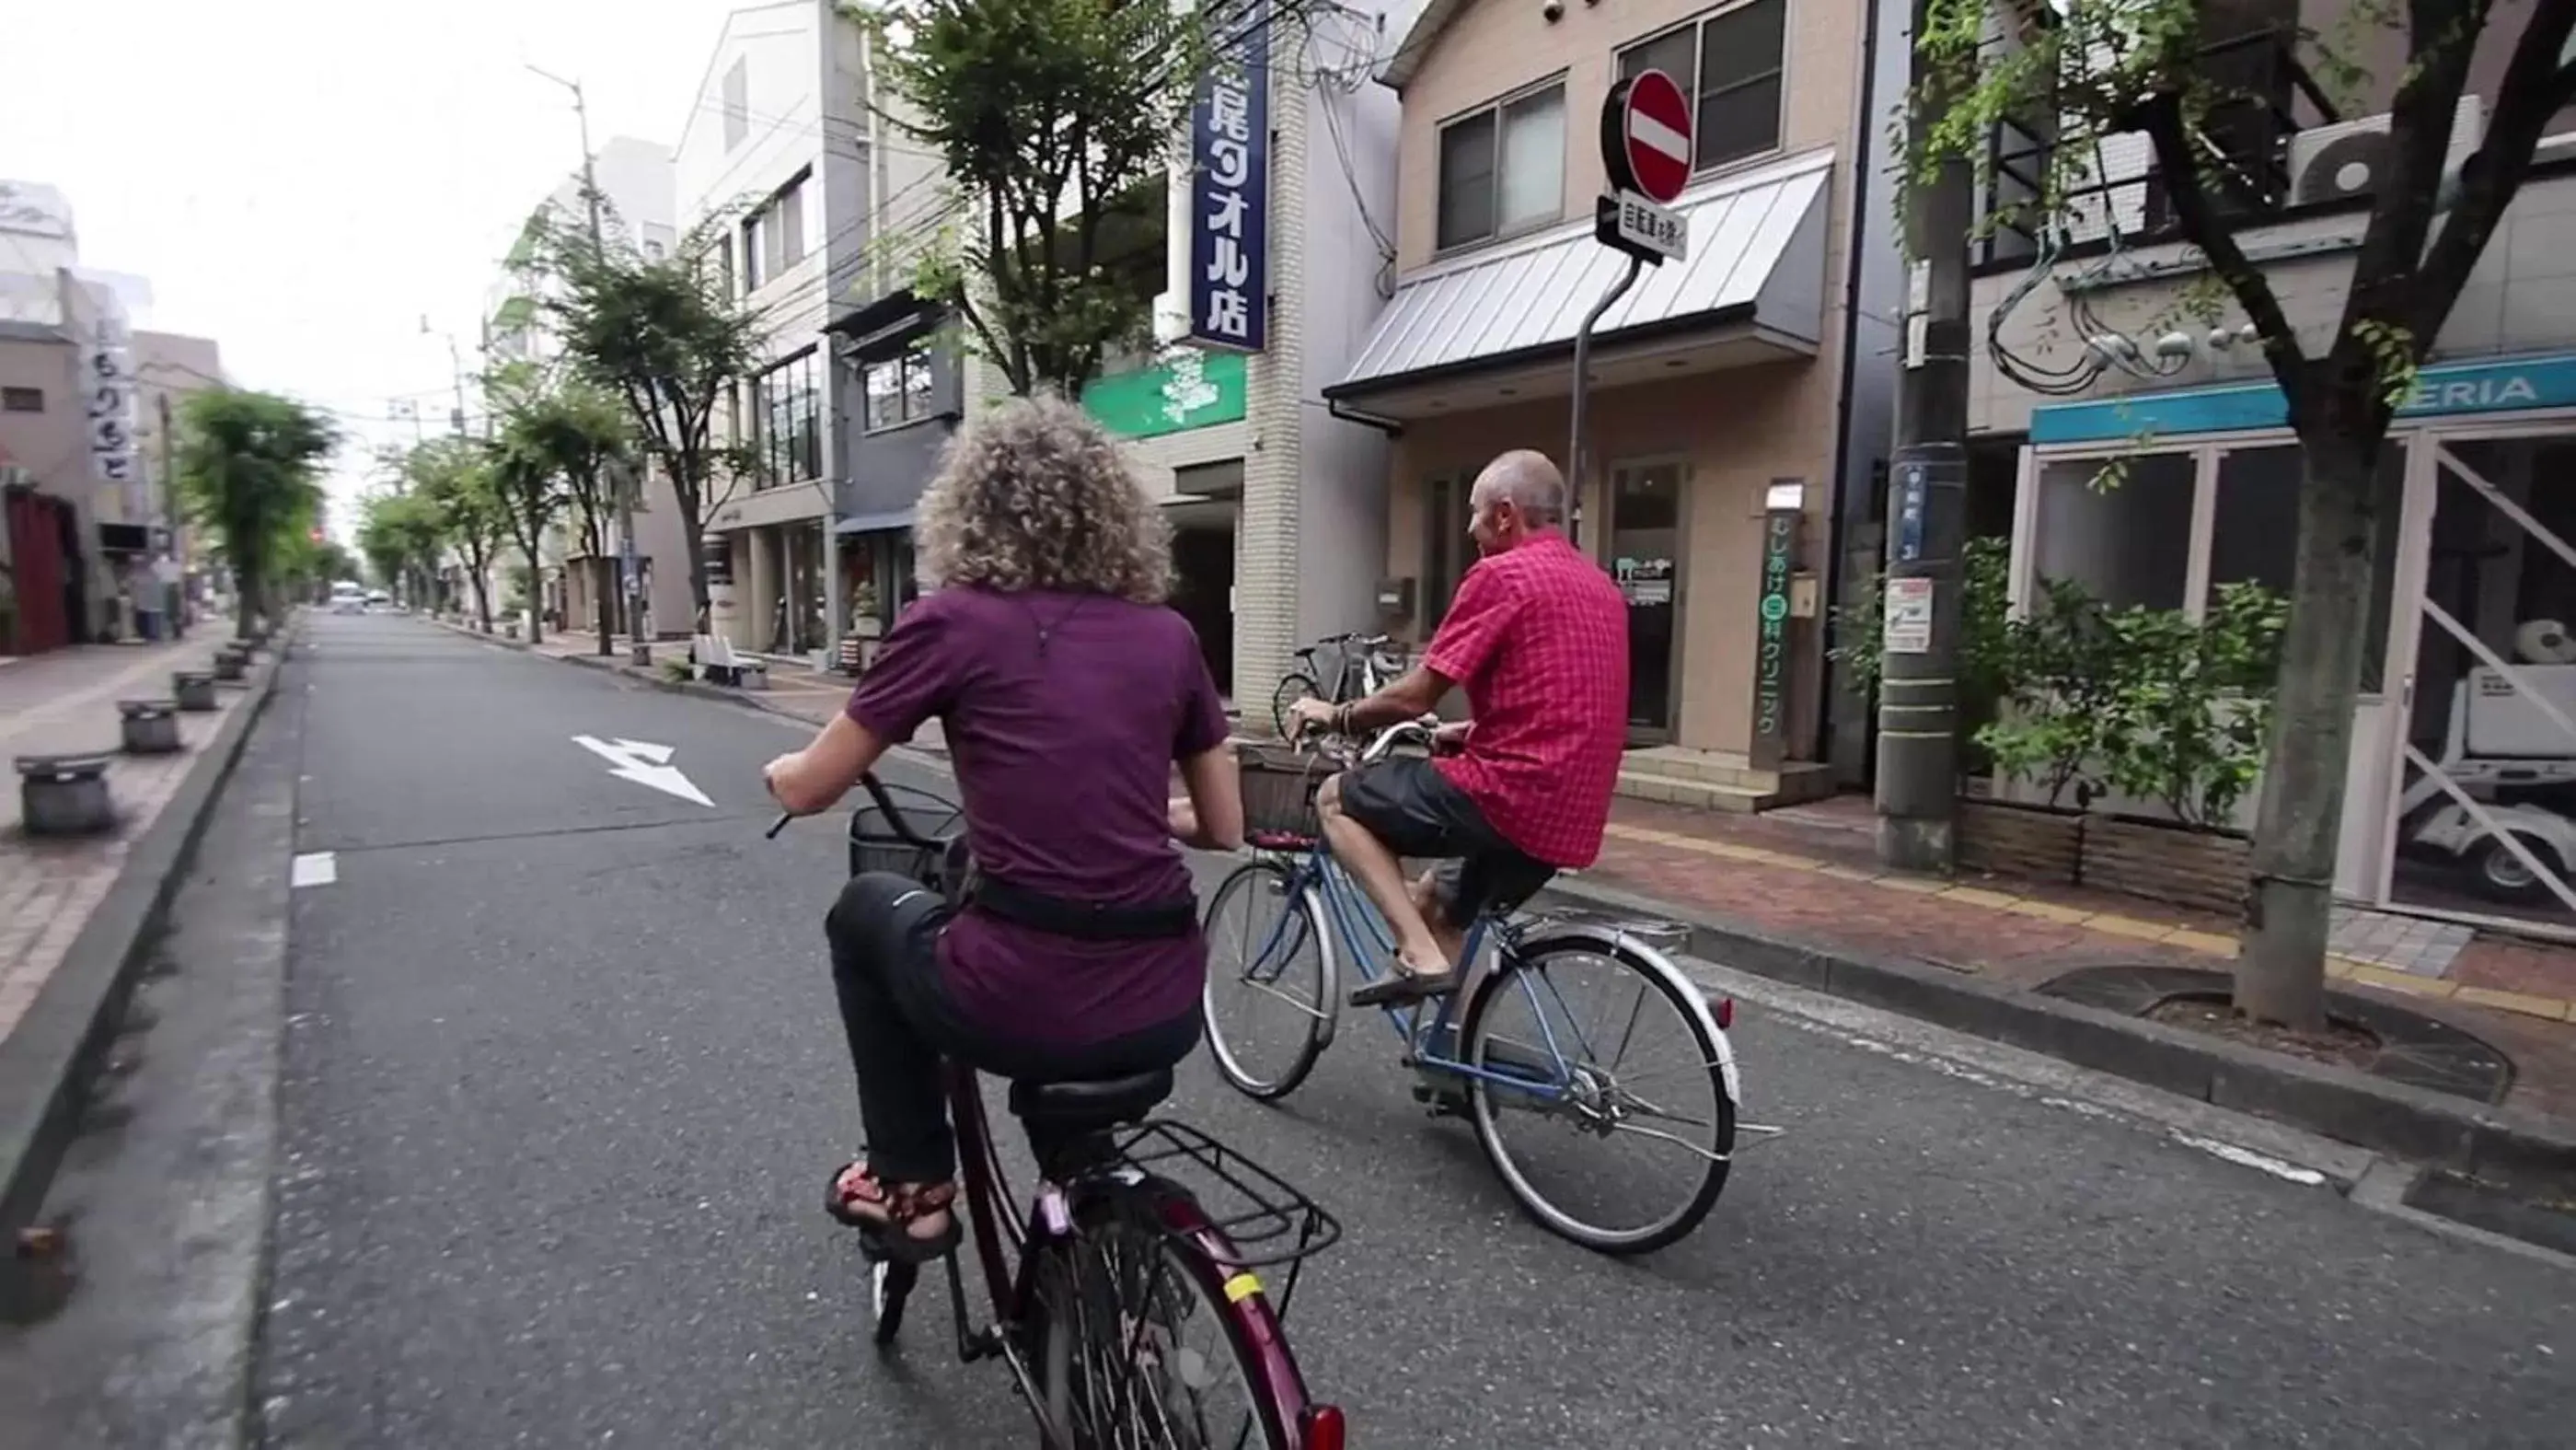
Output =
[{"x1": 1008, "y1": 1070, "x2": 1175, "y2": 1133}]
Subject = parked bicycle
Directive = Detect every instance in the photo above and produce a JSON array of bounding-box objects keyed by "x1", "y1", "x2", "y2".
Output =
[
  {"x1": 1269, "y1": 632, "x2": 1408, "y2": 739},
  {"x1": 1200, "y1": 722, "x2": 1744, "y2": 1255},
  {"x1": 769, "y1": 779, "x2": 1348, "y2": 1449}
]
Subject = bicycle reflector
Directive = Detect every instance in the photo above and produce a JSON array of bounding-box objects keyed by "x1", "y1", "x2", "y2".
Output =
[
  {"x1": 1715, "y1": 997, "x2": 1736, "y2": 1031},
  {"x1": 1300, "y1": 1404, "x2": 1348, "y2": 1449}
]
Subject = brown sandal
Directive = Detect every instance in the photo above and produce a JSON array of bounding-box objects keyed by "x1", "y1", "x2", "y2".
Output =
[{"x1": 825, "y1": 1161, "x2": 962, "y2": 1264}]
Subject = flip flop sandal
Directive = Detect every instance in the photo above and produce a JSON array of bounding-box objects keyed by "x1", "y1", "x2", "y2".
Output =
[
  {"x1": 1349, "y1": 969, "x2": 1457, "y2": 1009},
  {"x1": 824, "y1": 1161, "x2": 963, "y2": 1265}
]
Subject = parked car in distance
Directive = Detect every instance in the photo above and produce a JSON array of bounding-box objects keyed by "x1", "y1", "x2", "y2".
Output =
[{"x1": 330, "y1": 582, "x2": 366, "y2": 615}]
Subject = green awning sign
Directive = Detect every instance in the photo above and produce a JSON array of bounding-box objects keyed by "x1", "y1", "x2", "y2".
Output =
[{"x1": 1081, "y1": 349, "x2": 1247, "y2": 439}]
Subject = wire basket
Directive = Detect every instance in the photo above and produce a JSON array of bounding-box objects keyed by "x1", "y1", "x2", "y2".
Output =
[
  {"x1": 1113, "y1": 1118, "x2": 1343, "y2": 1318},
  {"x1": 1236, "y1": 742, "x2": 1327, "y2": 844},
  {"x1": 847, "y1": 783, "x2": 965, "y2": 881}
]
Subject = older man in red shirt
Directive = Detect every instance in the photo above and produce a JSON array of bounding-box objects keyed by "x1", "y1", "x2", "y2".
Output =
[{"x1": 1290, "y1": 448, "x2": 1629, "y2": 1006}]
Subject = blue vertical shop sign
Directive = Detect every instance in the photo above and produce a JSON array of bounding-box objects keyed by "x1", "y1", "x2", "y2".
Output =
[{"x1": 1187, "y1": 0, "x2": 1270, "y2": 352}]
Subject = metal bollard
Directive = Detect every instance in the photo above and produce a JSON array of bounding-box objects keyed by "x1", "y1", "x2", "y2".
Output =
[
  {"x1": 173, "y1": 670, "x2": 218, "y2": 712},
  {"x1": 211, "y1": 650, "x2": 246, "y2": 682},
  {"x1": 118, "y1": 701, "x2": 184, "y2": 756},
  {"x1": 16, "y1": 754, "x2": 115, "y2": 837}
]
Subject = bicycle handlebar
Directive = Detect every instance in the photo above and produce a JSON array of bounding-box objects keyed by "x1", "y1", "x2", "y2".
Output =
[{"x1": 766, "y1": 772, "x2": 936, "y2": 842}]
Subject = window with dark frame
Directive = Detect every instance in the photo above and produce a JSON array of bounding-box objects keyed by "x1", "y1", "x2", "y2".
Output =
[
  {"x1": 1434, "y1": 79, "x2": 1567, "y2": 251},
  {"x1": 1, "y1": 386, "x2": 41, "y2": 413},
  {"x1": 1421, "y1": 474, "x2": 1469, "y2": 630},
  {"x1": 1616, "y1": 0, "x2": 1786, "y2": 175},
  {"x1": 862, "y1": 338, "x2": 941, "y2": 432},
  {"x1": 751, "y1": 350, "x2": 820, "y2": 488},
  {"x1": 738, "y1": 172, "x2": 808, "y2": 293}
]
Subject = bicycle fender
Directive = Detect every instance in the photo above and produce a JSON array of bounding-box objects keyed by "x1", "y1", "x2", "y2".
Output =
[{"x1": 1513, "y1": 924, "x2": 1743, "y2": 1108}]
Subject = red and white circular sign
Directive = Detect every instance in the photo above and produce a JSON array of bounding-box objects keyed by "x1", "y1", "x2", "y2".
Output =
[{"x1": 1613, "y1": 69, "x2": 1693, "y2": 204}]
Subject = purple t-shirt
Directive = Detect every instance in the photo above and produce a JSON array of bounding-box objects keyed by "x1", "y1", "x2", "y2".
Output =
[{"x1": 846, "y1": 586, "x2": 1230, "y2": 1047}]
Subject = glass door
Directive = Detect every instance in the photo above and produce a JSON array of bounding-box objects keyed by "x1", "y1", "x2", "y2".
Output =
[
  {"x1": 2384, "y1": 435, "x2": 2576, "y2": 934},
  {"x1": 1607, "y1": 461, "x2": 1683, "y2": 743}
]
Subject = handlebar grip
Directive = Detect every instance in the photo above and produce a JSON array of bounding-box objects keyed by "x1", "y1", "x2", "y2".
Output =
[{"x1": 766, "y1": 812, "x2": 792, "y2": 839}]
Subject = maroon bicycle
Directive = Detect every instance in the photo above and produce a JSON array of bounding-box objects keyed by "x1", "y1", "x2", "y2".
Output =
[{"x1": 783, "y1": 775, "x2": 1348, "y2": 1450}]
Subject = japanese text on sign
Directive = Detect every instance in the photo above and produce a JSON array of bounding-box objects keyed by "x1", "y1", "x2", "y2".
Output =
[
  {"x1": 1751, "y1": 508, "x2": 1797, "y2": 762},
  {"x1": 87, "y1": 310, "x2": 139, "y2": 496},
  {"x1": 1187, "y1": 0, "x2": 1270, "y2": 352},
  {"x1": 1612, "y1": 192, "x2": 1687, "y2": 262}
]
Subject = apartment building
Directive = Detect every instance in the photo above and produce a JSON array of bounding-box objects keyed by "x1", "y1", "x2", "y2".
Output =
[
  {"x1": 2, "y1": 181, "x2": 217, "y2": 653},
  {"x1": 676, "y1": 0, "x2": 890, "y2": 664},
  {"x1": 1964, "y1": 2, "x2": 2576, "y2": 937},
  {"x1": 481, "y1": 136, "x2": 695, "y2": 640},
  {"x1": 1326, "y1": 0, "x2": 1905, "y2": 806}
]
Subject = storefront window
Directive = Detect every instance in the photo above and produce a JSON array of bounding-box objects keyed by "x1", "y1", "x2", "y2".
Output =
[
  {"x1": 2031, "y1": 453, "x2": 2195, "y2": 611},
  {"x1": 2212, "y1": 443, "x2": 2404, "y2": 690}
]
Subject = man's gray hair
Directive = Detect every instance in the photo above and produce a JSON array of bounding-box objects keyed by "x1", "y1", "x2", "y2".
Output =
[{"x1": 1473, "y1": 448, "x2": 1567, "y2": 524}]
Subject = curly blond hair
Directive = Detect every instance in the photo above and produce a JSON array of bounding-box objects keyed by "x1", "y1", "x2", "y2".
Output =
[{"x1": 914, "y1": 394, "x2": 1173, "y2": 604}]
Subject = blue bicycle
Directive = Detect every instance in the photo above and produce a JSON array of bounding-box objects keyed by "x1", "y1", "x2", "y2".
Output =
[{"x1": 1199, "y1": 722, "x2": 1743, "y2": 1255}]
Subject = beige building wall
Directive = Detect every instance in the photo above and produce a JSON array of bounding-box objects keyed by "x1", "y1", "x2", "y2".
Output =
[
  {"x1": 1376, "y1": 0, "x2": 1873, "y2": 761},
  {"x1": 1384, "y1": 362, "x2": 1834, "y2": 756}
]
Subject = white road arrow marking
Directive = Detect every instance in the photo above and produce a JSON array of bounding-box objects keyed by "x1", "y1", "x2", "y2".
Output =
[{"x1": 572, "y1": 735, "x2": 716, "y2": 807}]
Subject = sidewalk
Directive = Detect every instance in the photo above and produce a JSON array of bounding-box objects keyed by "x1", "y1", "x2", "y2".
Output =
[
  {"x1": 1577, "y1": 791, "x2": 2576, "y2": 1125},
  {"x1": 0, "y1": 628, "x2": 255, "y2": 1044}
]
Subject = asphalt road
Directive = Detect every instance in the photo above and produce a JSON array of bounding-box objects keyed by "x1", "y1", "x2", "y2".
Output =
[{"x1": 247, "y1": 614, "x2": 2575, "y2": 1448}]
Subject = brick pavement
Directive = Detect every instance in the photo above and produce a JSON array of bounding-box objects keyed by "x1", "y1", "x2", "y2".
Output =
[
  {"x1": 0, "y1": 629, "x2": 252, "y2": 1043},
  {"x1": 1577, "y1": 792, "x2": 2576, "y2": 1122}
]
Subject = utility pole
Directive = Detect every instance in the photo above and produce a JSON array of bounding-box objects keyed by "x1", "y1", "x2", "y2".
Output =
[
  {"x1": 530, "y1": 63, "x2": 647, "y2": 667},
  {"x1": 158, "y1": 389, "x2": 185, "y2": 634},
  {"x1": 1874, "y1": 0, "x2": 1974, "y2": 874}
]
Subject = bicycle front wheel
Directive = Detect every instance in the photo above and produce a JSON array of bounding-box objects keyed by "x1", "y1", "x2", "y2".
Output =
[
  {"x1": 1459, "y1": 933, "x2": 1737, "y2": 1255},
  {"x1": 1267, "y1": 672, "x2": 1320, "y2": 739},
  {"x1": 1026, "y1": 1178, "x2": 1309, "y2": 1450},
  {"x1": 1201, "y1": 859, "x2": 1338, "y2": 1100}
]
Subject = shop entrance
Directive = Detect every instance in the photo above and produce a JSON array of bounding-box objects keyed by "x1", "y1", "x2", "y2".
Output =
[
  {"x1": 2380, "y1": 433, "x2": 2576, "y2": 936},
  {"x1": 1606, "y1": 460, "x2": 1684, "y2": 744}
]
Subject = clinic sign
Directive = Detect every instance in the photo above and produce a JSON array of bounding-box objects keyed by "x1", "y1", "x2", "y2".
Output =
[
  {"x1": 1186, "y1": 0, "x2": 1269, "y2": 352},
  {"x1": 1749, "y1": 485, "x2": 1800, "y2": 770},
  {"x1": 87, "y1": 307, "x2": 141, "y2": 512}
]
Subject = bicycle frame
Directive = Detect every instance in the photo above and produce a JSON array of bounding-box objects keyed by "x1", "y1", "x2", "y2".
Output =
[{"x1": 941, "y1": 1066, "x2": 1327, "y2": 1446}]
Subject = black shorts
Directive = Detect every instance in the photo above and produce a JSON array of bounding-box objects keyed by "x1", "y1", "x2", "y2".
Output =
[{"x1": 1334, "y1": 757, "x2": 1556, "y2": 923}]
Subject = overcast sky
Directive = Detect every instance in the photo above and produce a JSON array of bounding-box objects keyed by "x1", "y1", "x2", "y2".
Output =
[{"x1": 5, "y1": 0, "x2": 736, "y2": 540}]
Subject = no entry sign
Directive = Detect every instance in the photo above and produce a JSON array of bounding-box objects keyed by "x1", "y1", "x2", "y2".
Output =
[{"x1": 1605, "y1": 69, "x2": 1692, "y2": 204}]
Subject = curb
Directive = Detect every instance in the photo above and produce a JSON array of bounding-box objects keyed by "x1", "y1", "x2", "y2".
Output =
[
  {"x1": 0, "y1": 629, "x2": 291, "y2": 1250},
  {"x1": 1541, "y1": 874, "x2": 2576, "y2": 1197},
  {"x1": 428, "y1": 617, "x2": 833, "y2": 727}
]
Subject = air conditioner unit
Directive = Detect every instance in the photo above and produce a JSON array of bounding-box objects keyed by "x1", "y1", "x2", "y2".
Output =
[{"x1": 2285, "y1": 96, "x2": 2485, "y2": 209}]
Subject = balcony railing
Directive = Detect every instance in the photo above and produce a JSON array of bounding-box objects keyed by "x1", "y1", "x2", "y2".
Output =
[{"x1": 1975, "y1": 28, "x2": 2338, "y2": 270}]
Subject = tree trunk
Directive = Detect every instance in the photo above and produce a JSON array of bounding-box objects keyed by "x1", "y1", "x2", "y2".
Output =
[
  {"x1": 594, "y1": 555, "x2": 618, "y2": 655},
  {"x1": 232, "y1": 563, "x2": 256, "y2": 641},
  {"x1": 524, "y1": 542, "x2": 545, "y2": 645},
  {"x1": 468, "y1": 557, "x2": 494, "y2": 633},
  {"x1": 2235, "y1": 427, "x2": 2385, "y2": 1029}
]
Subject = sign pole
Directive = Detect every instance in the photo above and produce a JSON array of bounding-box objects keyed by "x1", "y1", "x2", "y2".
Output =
[
  {"x1": 1567, "y1": 255, "x2": 1644, "y2": 550},
  {"x1": 1577, "y1": 68, "x2": 1692, "y2": 548}
]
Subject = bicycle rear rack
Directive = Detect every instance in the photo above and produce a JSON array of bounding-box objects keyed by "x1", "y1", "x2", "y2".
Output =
[{"x1": 1111, "y1": 1118, "x2": 1344, "y2": 1318}]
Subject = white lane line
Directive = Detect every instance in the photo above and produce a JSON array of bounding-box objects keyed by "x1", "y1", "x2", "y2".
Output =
[
  {"x1": 2167, "y1": 1131, "x2": 2328, "y2": 1186},
  {"x1": 290, "y1": 852, "x2": 338, "y2": 888}
]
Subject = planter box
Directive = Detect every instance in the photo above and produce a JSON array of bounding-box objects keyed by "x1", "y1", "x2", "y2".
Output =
[
  {"x1": 1957, "y1": 798, "x2": 2085, "y2": 885},
  {"x1": 2083, "y1": 814, "x2": 2250, "y2": 915}
]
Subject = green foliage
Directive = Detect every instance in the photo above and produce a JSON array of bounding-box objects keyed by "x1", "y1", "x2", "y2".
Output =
[
  {"x1": 404, "y1": 436, "x2": 511, "y2": 631},
  {"x1": 1831, "y1": 535, "x2": 2013, "y2": 706},
  {"x1": 537, "y1": 213, "x2": 764, "y2": 616},
  {"x1": 175, "y1": 389, "x2": 338, "y2": 620},
  {"x1": 856, "y1": 0, "x2": 1210, "y2": 396},
  {"x1": 500, "y1": 379, "x2": 630, "y2": 551},
  {"x1": 356, "y1": 491, "x2": 445, "y2": 591},
  {"x1": 1976, "y1": 576, "x2": 2288, "y2": 829}
]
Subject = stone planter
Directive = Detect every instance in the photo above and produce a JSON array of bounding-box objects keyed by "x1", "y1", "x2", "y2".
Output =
[
  {"x1": 211, "y1": 650, "x2": 246, "y2": 682},
  {"x1": 17, "y1": 754, "x2": 114, "y2": 837},
  {"x1": 2083, "y1": 815, "x2": 2251, "y2": 915},
  {"x1": 118, "y1": 701, "x2": 184, "y2": 756},
  {"x1": 1956, "y1": 798, "x2": 2085, "y2": 886},
  {"x1": 173, "y1": 671, "x2": 217, "y2": 712}
]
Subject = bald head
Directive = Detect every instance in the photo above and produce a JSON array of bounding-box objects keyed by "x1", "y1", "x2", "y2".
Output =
[{"x1": 1472, "y1": 449, "x2": 1566, "y2": 527}]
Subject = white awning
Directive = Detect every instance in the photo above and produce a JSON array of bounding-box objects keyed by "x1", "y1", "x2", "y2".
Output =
[{"x1": 1331, "y1": 149, "x2": 1833, "y2": 403}]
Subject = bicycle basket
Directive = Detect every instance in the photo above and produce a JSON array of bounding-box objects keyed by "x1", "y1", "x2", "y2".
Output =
[
  {"x1": 1237, "y1": 742, "x2": 1326, "y2": 842},
  {"x1": 848, "y1": 783, "x2": 965, "y2": 881}
]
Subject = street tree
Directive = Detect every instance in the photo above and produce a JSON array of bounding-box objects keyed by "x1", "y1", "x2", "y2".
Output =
[
  {"x1": 490, "y1": 367, "x2": 572, "y2": 645},
  {"x1": 540, "y1": 218, "x2": 762, "y2": 629},
  {"x1": 358, "y1": 490, "x2": 447, "y2": 608},
  {"x1": 500, "y1": 379, "x2": 633, "y2": 655},
  {"x1": 175, "y1": 388, "x2": 338, "y2": 637},
  {"x1": 857, "y1": 0, "x2": 1220, "y2": 396},
  {"x1": 407, "y1": 436, "x2": 510, "y2": 632},
  {"x1": 1913, "y1": 0, "x2": 2576, "y2": 1027}
]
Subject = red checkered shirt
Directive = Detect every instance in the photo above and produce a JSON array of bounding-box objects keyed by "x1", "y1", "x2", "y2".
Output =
[{"x1": 1425, "y1": 532, "x2": 1629, "y2": 868}]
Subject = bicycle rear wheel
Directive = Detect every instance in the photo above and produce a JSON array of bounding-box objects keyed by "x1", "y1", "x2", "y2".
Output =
[
  {"x1": 1025, "y1": 1178, "x2": 1307, "y2": 1449},
  {"x1": 1268, "y1": 672, "x2": 1319, "y2": 740},
  {"x1": 1458, "y1": 933, "x2": 1737, "y2": 1255},
  {"x1": 1201, "y1": 859, "x2": 1338, "y2": 1101}
]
